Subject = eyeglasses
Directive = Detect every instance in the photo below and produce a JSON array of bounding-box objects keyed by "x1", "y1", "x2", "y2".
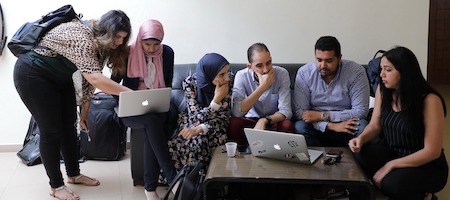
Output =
[{"x1": 323, "y1": 155, "x2": 342, "y2": 165}]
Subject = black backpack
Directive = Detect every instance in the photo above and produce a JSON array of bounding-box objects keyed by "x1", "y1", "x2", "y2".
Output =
[
  {"x1": 367, "y1": 50, "x2": 386, "y2": 97},
  {"x1": 79, "y1": 92, "x2": 127, "y2": 160},
  {"x1": 7, "y1": 4, "x2": 82, "y2": 57}
]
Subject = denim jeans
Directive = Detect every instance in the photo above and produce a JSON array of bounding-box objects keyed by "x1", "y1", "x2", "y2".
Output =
[
  {"x1": 121, "y1": 111, "x2": 177, "y2": 191},
  {"x1": 294, "y1": 119, "x2": 368, "y2": 147}
]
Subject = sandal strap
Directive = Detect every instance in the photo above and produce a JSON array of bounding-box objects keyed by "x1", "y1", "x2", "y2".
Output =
[
  {"x1": 51, "y1": 185, "x2": 79, "y2": 200},
  {"x1": 55, "y1": 185, "x2": 74, "y2": 194},
  {"x1": 72, "y1": 174, "x2": 94, "y2": 181},
  {"x1": 69, "y1": 174, "x2": 100, "y2": 186}
]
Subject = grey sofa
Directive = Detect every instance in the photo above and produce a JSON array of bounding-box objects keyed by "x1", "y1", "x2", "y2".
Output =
[
  {"x1": 130, "y1": 63, "x2": 305, "y2": 186},
  {"x1": 130, "y1": 63, "x2": 372, "y2": 186}
]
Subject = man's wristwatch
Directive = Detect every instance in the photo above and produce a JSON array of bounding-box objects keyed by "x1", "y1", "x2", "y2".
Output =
[
  {"x1": 265, "y1": 116, "x2": 272, "y2": 125},
  {"x1": 321, "y1": 112, "x2": 329, "y2": 122}
]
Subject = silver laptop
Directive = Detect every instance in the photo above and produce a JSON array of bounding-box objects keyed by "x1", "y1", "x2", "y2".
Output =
[
  {"x1": 244, "y1": 128, "x2": 323, "y2": 164},
  {"x1": 115, "y1": 87, "x2": 171, "y2": 117}
]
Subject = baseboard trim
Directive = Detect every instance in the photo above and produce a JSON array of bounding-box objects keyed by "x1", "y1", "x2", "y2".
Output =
[
  {"x1": 1, "y1": 142, "x2": 131, "y2": 153},
  {"x1": 0, "y1": 144, "x2": 22, "y2": 152}
]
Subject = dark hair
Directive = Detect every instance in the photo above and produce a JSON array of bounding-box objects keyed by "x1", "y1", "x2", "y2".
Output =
[
  {"x1": 92, "y1": 10, "x2": 131, "y2": 75},
  {"x1": 315, "y1": 36, "x2": 341, "y2": 58},
  {"x1": 247, "y1": 43, "x2": 270, "y2": 63},
  {"x1": 380, "y1": 46, "x2": 446, "y2": 126}
]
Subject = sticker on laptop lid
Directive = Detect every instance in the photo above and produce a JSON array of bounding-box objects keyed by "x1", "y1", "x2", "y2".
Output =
[
  {"x1": 285, "y1": 153, "x2": 296, "y2": 159},
  {"x1": 250, "y1": 140, "x2": 263, "y2": 148},
  {"x1": 287, "y1": 140, "x2": 299, "y2": 148},
  {"x1": 295, "y1": 152, "x2": 310, "y2": 161},
  {"x1": 257, "y1": 149, "x2": 266, "y2": 154}
]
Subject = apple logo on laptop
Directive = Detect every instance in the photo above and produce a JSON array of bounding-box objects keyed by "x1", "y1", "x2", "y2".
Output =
[
  {"x1": 142, "y1": 100, "x2": 149, "y2": 106},
  {"x1": 273, "y1": 144, "x2": 281, "y2": 150}
]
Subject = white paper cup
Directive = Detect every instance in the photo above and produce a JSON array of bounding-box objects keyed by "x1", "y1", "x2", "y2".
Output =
[{"x1": 225, "y1": 142, "x2": 238, "y2": 157}]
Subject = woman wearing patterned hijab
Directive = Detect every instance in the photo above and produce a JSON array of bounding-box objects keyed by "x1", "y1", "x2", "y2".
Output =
[
  {"x1": 111, "y1": 19, "x2": 176, "y2": 200},
  {"x1": 168, "y1": 53, "x2": 233, "y2": 170}
]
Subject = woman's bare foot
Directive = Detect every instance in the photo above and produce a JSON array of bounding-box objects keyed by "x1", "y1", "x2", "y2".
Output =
[
  {"x1": 67, "y1": 174, "x2": 100, "y2": 186},
  {"x1": 50, "y1": 185, "x2": 79, "y2": 200}
]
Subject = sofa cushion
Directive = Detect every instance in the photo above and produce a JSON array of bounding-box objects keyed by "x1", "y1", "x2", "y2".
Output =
[{"x1": 172, "y1": 64, "x2": 197, "y2": 90}]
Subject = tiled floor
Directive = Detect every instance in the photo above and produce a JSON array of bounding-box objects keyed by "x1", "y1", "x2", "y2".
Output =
[
  {"x1": 1, "y1": 84, "x2": 449, "y2": 200},
  {"x1": 0, "y1": 152, "x2": 170, "y2": 200}
]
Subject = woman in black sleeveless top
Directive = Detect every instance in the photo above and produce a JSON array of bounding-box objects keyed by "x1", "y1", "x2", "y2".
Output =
[{"x1": 348, "y1": 46, "x2": 448, "y2": 200}]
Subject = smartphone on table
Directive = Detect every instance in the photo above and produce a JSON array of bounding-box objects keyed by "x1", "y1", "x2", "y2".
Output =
[{"x1": 326, "y1": 149, "x2": 343, "y2": 158}]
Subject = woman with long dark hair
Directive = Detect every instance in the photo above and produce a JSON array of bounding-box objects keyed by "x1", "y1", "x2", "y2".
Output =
[
  {"x1": 13, "y1": 10, "x2": 132, "y2": 200},
  {"x1": 348, "y1": 46, "x2": 448, "y2": 200}
]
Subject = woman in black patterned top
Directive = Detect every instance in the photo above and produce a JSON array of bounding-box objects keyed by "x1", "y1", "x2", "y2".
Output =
[
  {"x1": 349, "y1": 46, "x2": 448, "y2": 200},
  {"x1": 168, "y1": 53, "x2": 233, "y2": 170}
]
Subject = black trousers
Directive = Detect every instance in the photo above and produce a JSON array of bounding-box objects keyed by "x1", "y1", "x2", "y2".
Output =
[
  {"x1": 121, "y1": 111, "x2": 177, "y2": 191},
  {"x1": 13, "y1": 54, "x2": 80, "y2": 188},
  {"x1": 354, "y1": 143, "x2": 448, "y2": 200}
]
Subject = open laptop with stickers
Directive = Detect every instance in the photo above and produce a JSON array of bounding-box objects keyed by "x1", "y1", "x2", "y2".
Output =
[
  {"x1": 115, "y1": 87, "x2": 171, "y2": 117},
  {"x1": 244, "y1": 128, "x2": 323, "y2": 164}
]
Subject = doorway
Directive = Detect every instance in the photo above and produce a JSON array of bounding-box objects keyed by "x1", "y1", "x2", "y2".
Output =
[{"x1": 428, "y1": 0, "x2": 450, "y2": 84}]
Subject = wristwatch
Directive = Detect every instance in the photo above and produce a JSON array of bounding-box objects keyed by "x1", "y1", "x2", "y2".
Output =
[
  {"x1": 265, "y1": 116, "x2": 272, "y2": 125},
  {"x1": 321, "y1": 112, "x2": 329, "y2": 122}
]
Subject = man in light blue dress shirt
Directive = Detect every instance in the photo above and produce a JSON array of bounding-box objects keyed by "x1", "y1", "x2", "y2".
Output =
[
  {"x1": 228, "y1": 43, "x2": 293, "y2": 145},
  {"x1": 293, "y1": 36, "x2": 370, "y2": 147}
]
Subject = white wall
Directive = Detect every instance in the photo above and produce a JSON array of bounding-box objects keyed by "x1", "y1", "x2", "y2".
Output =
[{"x1": 0, "y1": 0, "x2": 429, "y2": 148}]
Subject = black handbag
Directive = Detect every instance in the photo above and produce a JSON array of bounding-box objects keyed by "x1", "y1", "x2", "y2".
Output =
[
  {"x1": 17, "y1": 116, "x2": 85, "y2": 166},
  {"x1": 17, "y1": 117, "x2": 41, "y2": 166},
  {"x1": 163, "y1": 161, "x2": 206, "y2": 200},
  {"x1": 17, "y1": 132, "x2": 41, "y2": 166}
]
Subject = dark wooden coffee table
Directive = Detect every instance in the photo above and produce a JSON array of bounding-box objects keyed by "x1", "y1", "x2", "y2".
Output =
[{"x1": 203, "y1": 147, "x2": 375, "y2": 199}]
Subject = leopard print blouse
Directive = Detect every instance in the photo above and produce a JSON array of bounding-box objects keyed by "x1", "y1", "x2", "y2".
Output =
[{"x1": 34, "y1": 19, "x2": 105, "y2": 104}]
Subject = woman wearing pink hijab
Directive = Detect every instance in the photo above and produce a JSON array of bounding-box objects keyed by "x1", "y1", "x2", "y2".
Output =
[{"x1": 111, "y1": 19, "x2": 176, "y2": 200}]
